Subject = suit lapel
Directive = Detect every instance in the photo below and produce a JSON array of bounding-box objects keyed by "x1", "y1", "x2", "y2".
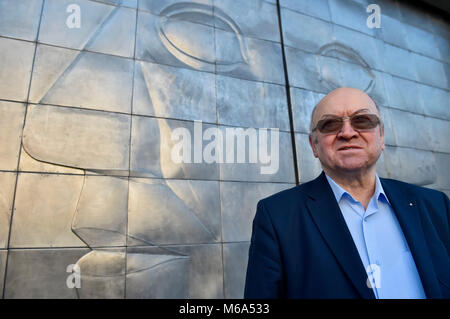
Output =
[
  {"x1": 380, "y1": 179, "x2": 442, "y2": 298},
  {"x1": 305, "y1": 172, "x2": 375, "y2": 299}
]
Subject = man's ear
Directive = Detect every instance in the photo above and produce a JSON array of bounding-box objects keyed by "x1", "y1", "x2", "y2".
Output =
[
  {"x1": 380, "y1": 124, "x2": 385, "y2": 151},
  {"x1": 309, "y1": 134, "x2": 319, "y2": 158}
]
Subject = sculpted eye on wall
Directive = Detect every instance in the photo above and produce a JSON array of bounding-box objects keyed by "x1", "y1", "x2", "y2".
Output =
[
  {"x1": 157, "y1": 2, "x2": 248, "y2": 72},
  {"x1": 316, "y1": 42, "x2": 375, "y2": 93}
]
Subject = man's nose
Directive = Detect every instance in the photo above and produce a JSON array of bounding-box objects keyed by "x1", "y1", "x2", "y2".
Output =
[{"x1": 337, "y1": 119, "x2": 358, "y2": 139}]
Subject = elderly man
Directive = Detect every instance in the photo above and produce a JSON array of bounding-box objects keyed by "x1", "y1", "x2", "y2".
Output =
[{"x1": 244, "y1": 87, "x2": 450, "y2": 299}]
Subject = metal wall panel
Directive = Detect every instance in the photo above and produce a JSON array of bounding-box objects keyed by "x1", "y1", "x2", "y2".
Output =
[
  {"x1": 0, "y1": 173, "x2": 16, "y2": 248},
  {"x1": 0, "y1": 38, "x2": 35, "y2": 101},
  {"x1": 0, "y1": 0, "x2": 42, "y2": 41},
  {"x1": 0, "y1": 0, "x2": 448, "y2": 298}
]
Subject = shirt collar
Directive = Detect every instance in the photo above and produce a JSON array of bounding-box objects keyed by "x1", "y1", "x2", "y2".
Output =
[{"x1": 325, "y1": 173, "x2": 390, "y2": 205}]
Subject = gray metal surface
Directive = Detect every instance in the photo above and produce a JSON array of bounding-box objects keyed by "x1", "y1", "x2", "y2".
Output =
[
  {"x1": 10, "y1": 173, "x2": 87, "y2": 248},
  {"x1": 4, "y1": 248, "x2": 90, "y2": 298},
  {"x1": 0, "y1": 173, "x2": 16, "y2": 248},
  {"x1": 0, "y1": 250, "x2": 6, "y2": 297},
  {"x1": 220, "y1": 181, "x2": 293, "y2": 242},
  {"x1": 130, "y1": 116, "x2": 220, "y2": 179},
  {"x1": 128, "y1": 178, "x2": 221, "y2": 245},
  {"x1": 281, "y1": 7, "x2": 333, "y2": 53},
  {"x1": 29, "y1": 45, "x2": 134, "y2": 112},
  {"x1": 133, "y1": 61, "x2": 216, "y2": 121},
  {"x1": 23, "y1": 104, "x2": 131, "y2": 172},
  {"x1": 280, "y1": 0, "x2": 331, "y2": 20},
  {"x1": 216, "y1": 75, "x2": 289, "y2": 130},
  {"x1": 0, "y1": 102, "x2": 25, "y2": 171},
  {"x1": 223, "y1": 242, "x2": 251, "y2": 298},
  {"x1": 0, "y1": 0, "x2": 42, "y2": 41},
  {"x1": 0, "y1": 38, "x2": 35, "y2": 101},
  {"x1": 126, "y1": 244, "x2": 224, "y2": 298},
  {"x1": 0, "y1": 0, "x2": 448, "y2": 298}
]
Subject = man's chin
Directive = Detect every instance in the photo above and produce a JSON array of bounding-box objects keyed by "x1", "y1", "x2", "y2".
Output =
[
  {"x1": 322, "y1": 157, "x2": 376, "y2": 175},
  {"x1": 336, "y1": 160, "x2": 369, "y2": 172}
]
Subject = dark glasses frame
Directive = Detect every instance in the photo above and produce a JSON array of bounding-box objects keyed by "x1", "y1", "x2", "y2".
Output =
[{"x1": 311, "y1": 113, "x2": 381, "y2": 134}]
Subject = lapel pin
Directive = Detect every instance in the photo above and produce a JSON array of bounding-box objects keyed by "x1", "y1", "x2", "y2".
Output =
[{"x1": 409, "y1": 202, "x2": 413, "y2": 207}]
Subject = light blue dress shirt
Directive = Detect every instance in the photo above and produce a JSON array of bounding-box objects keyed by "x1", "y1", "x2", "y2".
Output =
[{"x1": 325, "y1": 174, "x2": 426, "y2": 299}]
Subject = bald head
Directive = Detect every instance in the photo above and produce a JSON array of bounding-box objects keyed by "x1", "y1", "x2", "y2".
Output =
[{"x1": 310, "y1": 88, "x2": 381, "y2": 133}]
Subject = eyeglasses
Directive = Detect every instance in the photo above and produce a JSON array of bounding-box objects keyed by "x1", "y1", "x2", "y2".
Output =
[{"x1": 312, "y1": 113, "x2": 380, "y2": 134}]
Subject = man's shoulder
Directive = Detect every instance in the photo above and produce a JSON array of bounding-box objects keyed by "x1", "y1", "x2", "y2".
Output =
[
  {"x1": 259, "y1": 176, "x2": 448, "y2": 206},
  {"x1": 380, "y1": 177, "x2": 448, "y2": 201}
]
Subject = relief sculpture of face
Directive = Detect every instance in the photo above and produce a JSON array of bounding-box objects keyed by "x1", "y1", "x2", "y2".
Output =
[{"x1": 21, "y1": 1, "x2": 253, "y2": 298}]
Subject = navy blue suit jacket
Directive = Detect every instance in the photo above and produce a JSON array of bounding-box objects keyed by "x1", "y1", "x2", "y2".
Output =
[{"x1": 244, "y1": 172, "x2": 450, "y2": 298}]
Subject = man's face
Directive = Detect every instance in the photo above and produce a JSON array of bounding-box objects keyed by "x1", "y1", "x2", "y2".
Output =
[{"x1": 309, "y1": 88, "x2": 385, "y2": 175}]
